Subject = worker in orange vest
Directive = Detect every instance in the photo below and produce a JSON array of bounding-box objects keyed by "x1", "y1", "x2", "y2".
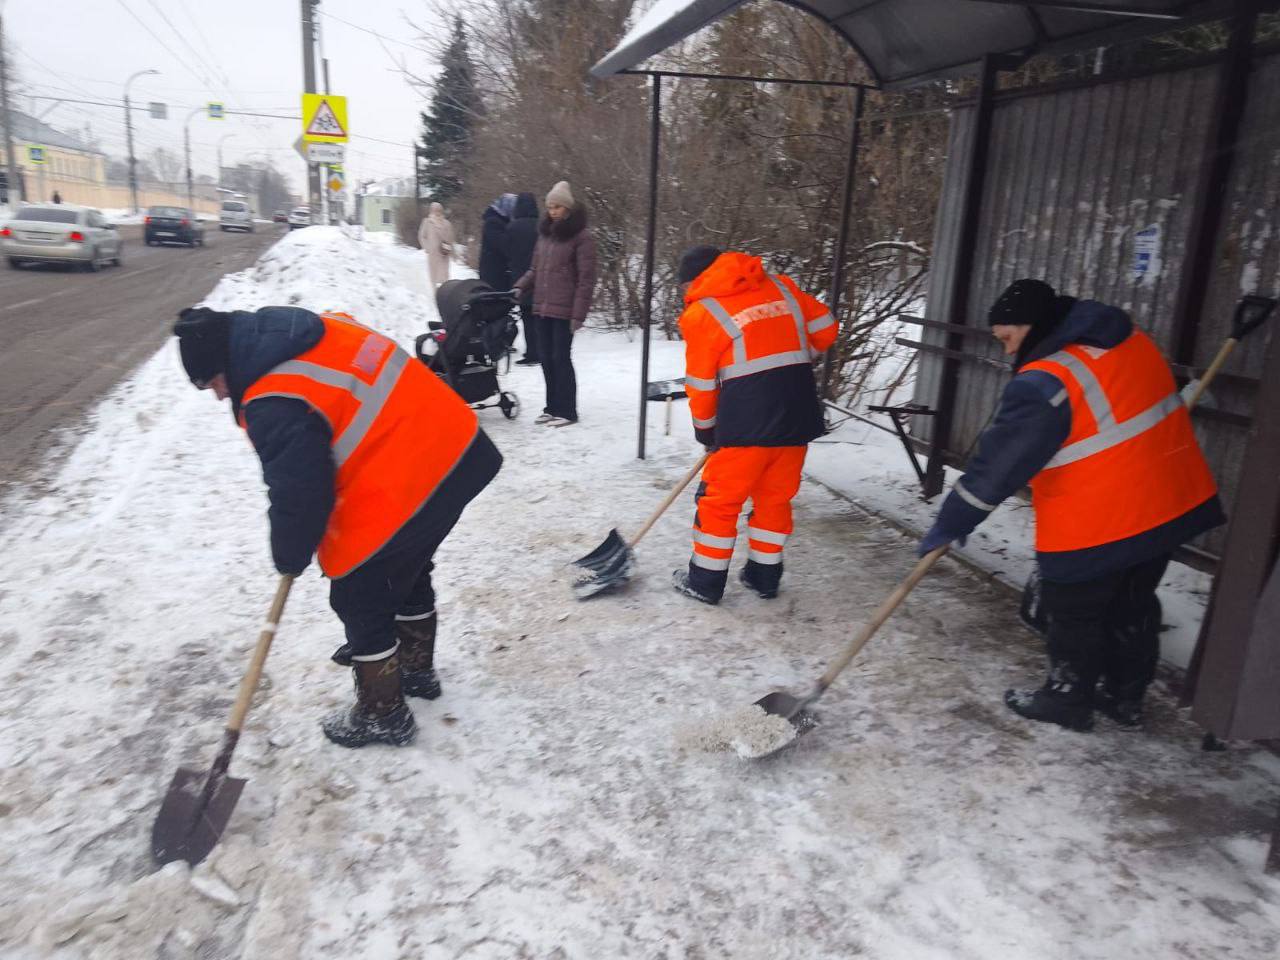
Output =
[
  {"x1": 174, "y1": 306, "x2": 502, "y2": 749},
  {"x1": 919, "y1": 279, "x2": 1224, "y2": 731},
  {"x1": 672, "y1": 246, "x2": 838, "y2": 604}
]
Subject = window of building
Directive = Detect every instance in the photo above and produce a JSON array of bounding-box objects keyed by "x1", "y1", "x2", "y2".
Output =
[{"x1": 381, "y1": 208, "x2": 392, "y2": 225}]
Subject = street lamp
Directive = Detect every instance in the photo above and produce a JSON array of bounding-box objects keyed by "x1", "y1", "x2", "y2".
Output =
[
  {"x1": 182, "y1": 107, "x2": 207, "y2": 211},
  {"x1": 123, "y1": 68, "x2": 159, "y2": 214},
  {"x1": 217, "y1": 133, "x2": 236, "y2": 189}
]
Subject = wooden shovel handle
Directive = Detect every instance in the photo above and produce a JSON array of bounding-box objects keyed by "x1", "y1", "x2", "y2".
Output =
[
  {"x1": 226, "y1": 575, "x2": 295, "y2": 734},
  {"x1": 1183, "y1": 338, "x2": 1237, "y2": 410},
  {"x1": 816, "y1": 547, "x2": 947, "y2": 692},
  {"x1": 627, "y1": 452, "x2": 711, "y2": 549}
]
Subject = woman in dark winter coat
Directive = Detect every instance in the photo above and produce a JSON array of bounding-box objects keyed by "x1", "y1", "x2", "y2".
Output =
[
  {"x1": 478, "y1": 193, "x2": 516, "y2": 292},
  {"x1": 505, "y1": 192, "x2": 541, "y2": 365},
  {"x1": 514, "y1": 181, "x2": 597, "y2": 426}
]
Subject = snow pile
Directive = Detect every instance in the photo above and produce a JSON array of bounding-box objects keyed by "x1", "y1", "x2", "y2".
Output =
[
  {"x1": 0, "y1": 230, "x2": 1277, "y2": 959},
  {"x1": 677, "y1": 704, "x2": 799, "y2": 759}
]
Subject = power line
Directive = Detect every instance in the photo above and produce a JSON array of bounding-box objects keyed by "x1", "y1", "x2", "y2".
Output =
[
  {"x1": 319, "y1": 10, "x2": 430, "y2": 53},
  {"x1": 113, "y1": 0, "x2": 212, "y2": 89}
]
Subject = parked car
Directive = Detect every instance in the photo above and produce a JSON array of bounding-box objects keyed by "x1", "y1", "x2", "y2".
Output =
[
  {"x1": 219, "y1": 200, "x2": 254, "y2": 232},
  {"x1": 145, "y1": 206, "x2": 204, "y2": 247},
  {"x1": 287, "y1": 206, "x2": 312, "y2": 230},
  {"x1": 1, "y1": 203, "x2": 122, "y2": 271},
  {"x1": 272, "y1": 210, "x2": 287, "y2": 223}
]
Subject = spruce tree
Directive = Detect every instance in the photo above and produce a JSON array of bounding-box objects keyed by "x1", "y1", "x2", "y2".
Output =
[{"x1": 419, "y1": 16, "x2": 481, "y2": 205}]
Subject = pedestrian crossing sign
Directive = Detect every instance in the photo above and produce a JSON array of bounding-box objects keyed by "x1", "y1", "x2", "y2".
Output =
[
  {"x1": 302, "y1": 93, "x2": 349, "y2": 143},
  {"x1": 27, "y1": 145, "x2": 47, "y2": 164}
]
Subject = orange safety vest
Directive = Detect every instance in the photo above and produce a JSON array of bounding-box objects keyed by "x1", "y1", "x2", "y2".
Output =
[
  {"x1": 239, "y1": 312, "x2": 478, "y2": 578},
  {"x1": 1023, "y1": 328, "x2": 1217, "y2": 553}
]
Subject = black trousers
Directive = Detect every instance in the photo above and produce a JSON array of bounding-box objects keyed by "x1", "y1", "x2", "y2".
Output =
[
  {"x1": 519, "y1": 301, "x2": 538, "y2": 361},
  {"x1": 328, "y1": 430, "x2": 502, "y2": 659},
  {"x1": 1039, "y1": 552, "x2": 1170, "y2": 699},
  {"x1": 532, "y1": 314, "x2": 577, "y2": 420}
]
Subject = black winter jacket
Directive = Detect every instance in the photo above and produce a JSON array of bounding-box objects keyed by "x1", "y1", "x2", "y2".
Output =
[
  {"x1": 478, "y1": 207, "x2": 510, "y2": 291},
  {"x1": 225, "y1": 306, "x2": 334, "y2": 576},
  {"x1": 505, "y1": 193, "x2": 539, "y2": 302}
]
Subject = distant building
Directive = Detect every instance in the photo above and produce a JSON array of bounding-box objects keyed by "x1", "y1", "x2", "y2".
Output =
[
  {"x1": 359, "y1": 176, "x2": 415, "y2": 234},
  {"x1": 1, "y1": 111, "x2": 105, "y2": 205}
]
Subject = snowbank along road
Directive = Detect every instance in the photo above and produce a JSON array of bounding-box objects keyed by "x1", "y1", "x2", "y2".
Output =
[
  {"x1": 0, "y1": 228, "x2": 1276, "y2": 959},
  {"x1": 0, "y1": 222, "x2": 282, "y2": 493}
]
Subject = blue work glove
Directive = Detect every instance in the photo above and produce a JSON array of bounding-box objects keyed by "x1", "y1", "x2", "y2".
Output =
[{"x1": 917, "y1": 525, "x2": 965, "y2": 557}]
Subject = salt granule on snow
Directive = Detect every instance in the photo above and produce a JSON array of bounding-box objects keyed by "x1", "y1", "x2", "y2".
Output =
[{"x1": 677, "y1": 705, "x2": 798, "y2": 759}]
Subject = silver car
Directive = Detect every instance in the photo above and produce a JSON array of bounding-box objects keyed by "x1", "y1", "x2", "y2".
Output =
[{"x1": 1, "y1": 204, "x2": 123, "y2": 271}]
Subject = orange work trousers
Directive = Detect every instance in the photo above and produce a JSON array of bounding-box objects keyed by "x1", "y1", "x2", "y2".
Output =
[{"x1": 691, "y1": 446, "x2": 807, "y2": 573}]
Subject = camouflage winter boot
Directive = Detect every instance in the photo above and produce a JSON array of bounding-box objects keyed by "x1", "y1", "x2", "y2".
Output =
[
  {"x1": 1003, "y1": 660, "x2": 1095, "y2": 732},
  {"x1": 396, "y1": 612, "x2": 441, "y2": 700},
  {"x1": 321, "y1": 653, "x2": 417, "y2": 748}
]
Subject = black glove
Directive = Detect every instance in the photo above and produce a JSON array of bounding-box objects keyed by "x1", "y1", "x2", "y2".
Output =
[{"x1": 695, "y1": 426, "x2": 716, "y2": 448}]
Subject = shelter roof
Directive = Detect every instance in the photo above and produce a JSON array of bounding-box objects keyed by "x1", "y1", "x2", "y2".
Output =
[{"x1": 591, "y1": 0, "x2": 1242, "y2": 87}]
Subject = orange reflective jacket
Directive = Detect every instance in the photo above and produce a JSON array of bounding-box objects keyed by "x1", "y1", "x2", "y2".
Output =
[
  {"x1": 1023, "y1": 328, "x2": 1217, "y2": 553},
  {"x1": 239, "y1": 312, "x2": 478, "y2": 578},
  {"x1": 679, "y1": 252, "x2": 836, "y2": 447}
]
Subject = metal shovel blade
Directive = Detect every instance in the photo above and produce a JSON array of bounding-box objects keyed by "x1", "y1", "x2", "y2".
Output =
[
  {"x1": 750, "y1": 691, "x2": 820, "y2": 759},
  {"x1": 572, "y1": 527, "x2": 628, "y2": 573},
  {"x1": 572, "y1": 543, "x2": 636, "y2": 600},
  {"x1": 151, "y1": 766, "x2": 246, "y2": 867}
]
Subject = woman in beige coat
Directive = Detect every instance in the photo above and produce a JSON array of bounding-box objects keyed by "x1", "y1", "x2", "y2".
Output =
[{"x1": 417, "y1": 202, "x2": 455, "y2": 289}]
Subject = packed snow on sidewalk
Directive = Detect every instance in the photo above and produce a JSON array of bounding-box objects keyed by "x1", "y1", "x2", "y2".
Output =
[{"x1": 0, "y1": 226, "x2": 1276, "y2": 960}]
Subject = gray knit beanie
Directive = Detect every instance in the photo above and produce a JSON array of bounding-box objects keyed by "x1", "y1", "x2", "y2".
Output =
[{"x1": 546, "y1": 180, "x2": 575, "y2": 209}]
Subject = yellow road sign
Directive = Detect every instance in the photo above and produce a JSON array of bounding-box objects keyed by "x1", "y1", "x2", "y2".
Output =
[
  {"x1": 327, "y1": 174, "x2": 344, "y2": 193},
  {"x1": 302, "y1": 93, "x2": 349, "y2": 143}
]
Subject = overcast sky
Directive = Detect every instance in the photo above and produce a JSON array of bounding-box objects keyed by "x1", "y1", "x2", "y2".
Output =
[{"x1": 9, "y1": 0, "x2": 450, "y2": 192}]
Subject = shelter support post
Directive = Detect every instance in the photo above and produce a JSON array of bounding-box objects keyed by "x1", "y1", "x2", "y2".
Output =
[
  {"x1": 1169, "y1": 0, "x2": 1260, "y2": 367},
  {"x1": 922, "y1": 54, "x2": 1015, "y2": 498},
  {"x1": 821, "y1": 86, "x2": 867, "y2": 399},
  {"x1": 638, "y1": 74, "x2": 661, "y2": 460},
  {"x1": 1188, "y1": 304, "x2": 1280, "y2": 741}
]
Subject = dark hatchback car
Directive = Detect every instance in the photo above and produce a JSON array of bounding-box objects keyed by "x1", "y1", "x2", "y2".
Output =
[{"x1": 144, "y1": 206, "x2": 205, "y2": 247}]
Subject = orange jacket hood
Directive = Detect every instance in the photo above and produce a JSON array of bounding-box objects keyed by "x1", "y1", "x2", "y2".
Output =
[{"x1": 685, "y1": 251, "x2": 768, "y2": 303}]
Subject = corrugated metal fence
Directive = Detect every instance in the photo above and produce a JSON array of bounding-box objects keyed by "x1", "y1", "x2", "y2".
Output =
[{"x1": 911, "y1": 49, "x2": 1280, "y2": 561}]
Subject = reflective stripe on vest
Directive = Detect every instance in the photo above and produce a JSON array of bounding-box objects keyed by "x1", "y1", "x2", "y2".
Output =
[
  {"x1": 240, "y1": 313, "x2": 479, "y2": 578},
  {"x1": 269, "y1": 351, "x2": 409, "y2": 467},
  {"x1": 1022, "y1": 329, "x2": 1217, "y2": 553},
  {"x1": 698, "y1": 275, "x2": 811, "y2": 383}
]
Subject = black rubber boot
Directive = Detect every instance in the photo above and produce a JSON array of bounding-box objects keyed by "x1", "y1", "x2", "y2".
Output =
[
  {"x1": 739, "y1": 559, "x2": 782, "y2": 599},
  {"x1": 1094, "y1": 686, "x2": 1144, "y2": 728},
  {"x1": 321, "y1": 654, "x2": 417, "y2": 748},
  {"x1": 397, "y1": 613, "x2": 441, "y2": 700},
  {"x1": 1004, "y1": 661, "x2": 1094, "y2": 732},
  {"x1": 672, "y1": 568, "x2": 722, "y2": 605}
]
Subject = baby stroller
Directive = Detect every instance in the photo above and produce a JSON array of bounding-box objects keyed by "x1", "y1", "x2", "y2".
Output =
[{"x1": 416, "y1": 278, "x2": 521, "y2": 419}]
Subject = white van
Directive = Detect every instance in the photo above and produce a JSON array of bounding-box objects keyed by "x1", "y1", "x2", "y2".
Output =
[{"x1": 219, "y1": 200, "x2": 254, "y2": 233}]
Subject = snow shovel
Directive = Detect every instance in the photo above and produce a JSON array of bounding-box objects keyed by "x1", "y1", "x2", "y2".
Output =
[
  {"x1": 572, "y1": 452, "x2": 711, "y2": 600},
  {"x1": 752, "y1": 546, "x2": 949, "y2": 758},
  {"x1": 151, "y1": 574, "x2": 295, "y2": 866}
]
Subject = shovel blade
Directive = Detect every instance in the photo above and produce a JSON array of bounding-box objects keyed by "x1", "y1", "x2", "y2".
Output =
[
  {"x1": 751, "y1": 691, "x2": 820, "y2": 758},
  {"x1": 572, "y1": 528, "x2": 628, "y2": 572},
  {"x1": 572, "y1": 545, "x2": 635, "y2": 600},
  {"x1": 151, "y1": 766, "x2": 246, "y2": 866}
]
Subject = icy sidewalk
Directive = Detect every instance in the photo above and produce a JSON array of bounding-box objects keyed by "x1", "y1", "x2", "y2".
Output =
[{"x1": 0, "y1": 227, "x2": 1276, "y2": 960}]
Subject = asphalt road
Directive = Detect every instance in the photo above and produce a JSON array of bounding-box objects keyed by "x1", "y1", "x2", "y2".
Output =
[{"x1": 0, "y1": 222, "x2": 282, "y2": 493}]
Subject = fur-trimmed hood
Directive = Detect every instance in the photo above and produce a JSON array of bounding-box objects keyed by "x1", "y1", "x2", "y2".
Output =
[{"x1": 539, "y1": 203, "x2": 588, "y2": 240}]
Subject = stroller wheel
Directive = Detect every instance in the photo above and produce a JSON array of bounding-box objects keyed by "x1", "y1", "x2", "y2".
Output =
[{"x1": 500, "y1": 392, "x2": 520, "y2": 420}]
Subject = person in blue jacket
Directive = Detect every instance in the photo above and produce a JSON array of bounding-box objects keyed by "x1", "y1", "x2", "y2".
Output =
[{"x1": 918, "y1": 279, "x2": 1223, "y2": 731}]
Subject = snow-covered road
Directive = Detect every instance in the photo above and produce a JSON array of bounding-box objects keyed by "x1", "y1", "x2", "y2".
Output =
[{"x1": 0, "y1": 228, "x2": 1276, "y2": 959}]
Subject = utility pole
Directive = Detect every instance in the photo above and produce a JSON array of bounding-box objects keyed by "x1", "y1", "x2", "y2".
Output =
[
  {"x1": 183, "y1": 107, "x2": 202, "y2": 211},
  {"x1": 123, "y1": 69, "x2": 159, "y2": 213},
  {"x1": 300, "y1": 0, "x2": 321, "y2": 213},
  {"x1": 0, "y1": 15, "x2": 21, "y2": 204}
]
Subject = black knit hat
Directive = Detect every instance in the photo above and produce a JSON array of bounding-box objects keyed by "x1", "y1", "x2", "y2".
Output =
[
  {"x1": 677, "y1": 245, "x2": 722, "y2": 284},
  {"x1": 173, "y1": 307, "x2": 232, "y2": 386},
  {"x1": 988, "y1": 279, "x2": 1057, "y2": 327}
]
